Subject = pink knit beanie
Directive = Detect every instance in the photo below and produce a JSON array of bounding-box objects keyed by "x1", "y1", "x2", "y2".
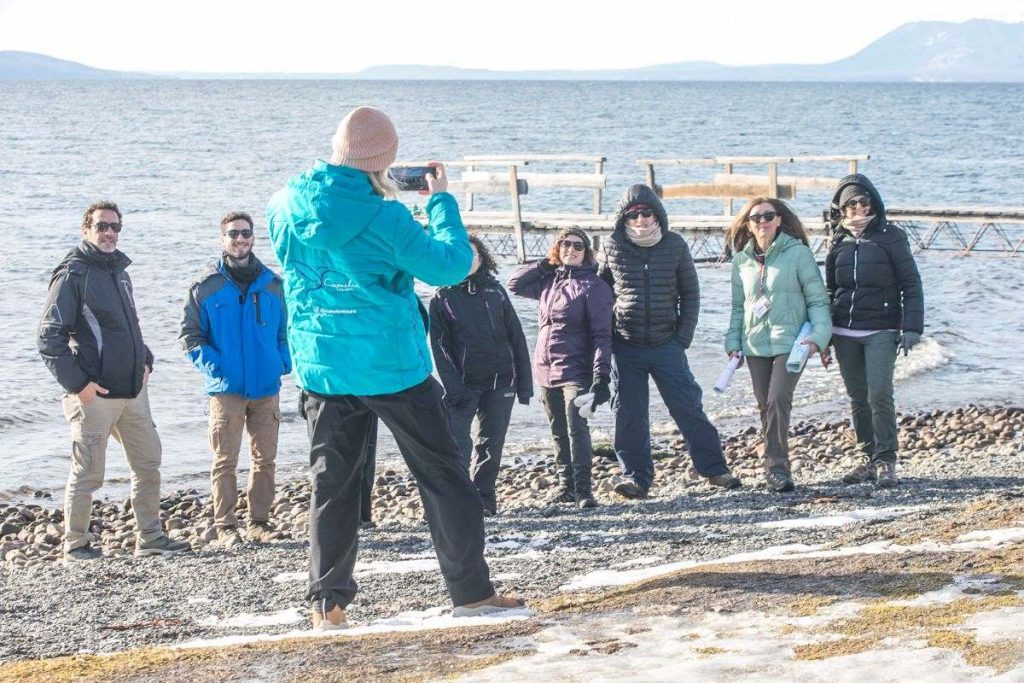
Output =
[{"x1": 331, "y1": 106, "x2": 398, "y2": 172}]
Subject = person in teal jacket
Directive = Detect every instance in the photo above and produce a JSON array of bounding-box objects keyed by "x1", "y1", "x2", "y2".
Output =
[
  {"x1": 725, "y1": 197, "x2": 831, "y2": 492},
  {"x1": 266, "y1": 106, "x2": 522, "y2": 630}
]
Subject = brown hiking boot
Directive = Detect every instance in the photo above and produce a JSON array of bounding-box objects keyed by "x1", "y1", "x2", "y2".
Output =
[
  {"x1": 706, "y1": 473, "x2": 742, "y2": 490},
  {"x1": 311, "y1": 600, "x2": 347, "y2": 630},
  {"x1": 247, "y1": 521, "x2": 275, "y2": 543},
  {"x1": 875, "y1": 461, "x2": 899, "y2": 488},
  {"x1": 216, "y1": 527, "x2": 244, "y2": 549},
  {"x1": 842, "y1": 458, "x2": 877, "y2": 484},
  {"x1": 453, "y1": 594, "x2": 526, "y2": 617}
]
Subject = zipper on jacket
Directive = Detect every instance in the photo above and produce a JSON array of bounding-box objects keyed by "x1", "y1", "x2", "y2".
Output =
[
  {"x1": 643, "y1": 260, "x2": 651, "y2": 346},
  {"x1": 113, "y1": 271, "x2": 140, "y2": 395},
  {"x1": 848, "y1": 239, "x2": 860, "y2": 327},
  {"x1": 254, "y1": 292, "x2": 263, "y2": 326}
]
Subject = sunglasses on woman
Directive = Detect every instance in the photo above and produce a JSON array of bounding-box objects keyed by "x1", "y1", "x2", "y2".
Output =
[
  {"x1": 559, "y1": 240, "x2": 586, "y2": 253},
  {"x1": 843, "y1": 197, "x2": 872, "y2": 209},
  {"x1": 624, "y1": 209, "x2": 654, "y2": 221},
  {"x1": 748, "y1": 211, "x2": 778, "y2": 224},
  {"x1": 225, "y1": 229, "x2": 254, "y2": 239}
]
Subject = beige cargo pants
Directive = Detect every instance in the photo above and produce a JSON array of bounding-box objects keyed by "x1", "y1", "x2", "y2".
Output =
[
  {"x1": 62, "y1": 386, "x2": 163, "y2": 551},
  {"x1": 208, "y1": 393, "x2": 280, "y2": 529}
]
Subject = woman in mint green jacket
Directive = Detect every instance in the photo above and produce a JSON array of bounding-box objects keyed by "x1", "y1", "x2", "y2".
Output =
[{"x1": 724, "y1": 198, "x2": 832, "y2": 492}]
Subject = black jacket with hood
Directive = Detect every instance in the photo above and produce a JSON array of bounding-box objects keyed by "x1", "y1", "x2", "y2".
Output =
[
  {"x1": 824, "y1": 174, "x2": 924, "y2": 334},
  {"x1": 429, "y1": 272, "x2": 533, "y2": 401},
  {"x1": 598, "y1": 184, "x2": 701, "y2": 348},
  {"x1": 38, "y1": 242, "x2": 154, "y2": 398}
]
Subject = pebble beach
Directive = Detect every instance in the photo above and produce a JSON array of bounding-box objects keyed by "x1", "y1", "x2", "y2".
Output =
[{"x1": 1, "y1": 405, "x2": 1022, "y2": 665}]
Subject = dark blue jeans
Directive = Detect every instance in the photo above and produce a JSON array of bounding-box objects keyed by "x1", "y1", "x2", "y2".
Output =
[{"x1": 611, "y1": 338, "x2": 728, "y2": 489}]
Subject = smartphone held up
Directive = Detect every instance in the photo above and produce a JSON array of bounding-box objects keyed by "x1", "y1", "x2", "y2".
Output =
[{"x1": 388, "y1": 166, "x2": 436, "y2": 192}]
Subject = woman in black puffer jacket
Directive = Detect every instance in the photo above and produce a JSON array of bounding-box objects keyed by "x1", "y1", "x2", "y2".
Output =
[
  {"x1": 824, "y1": 174, "x2": 923, "y2": 489},
  {"x1": 429, "y1": 235, "x2": 533, "y2": 516}
]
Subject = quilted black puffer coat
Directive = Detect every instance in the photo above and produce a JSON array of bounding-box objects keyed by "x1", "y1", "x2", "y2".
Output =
[
  {"x1": 825, "y1": 174, "x2": 924, "y2": 334},
  {"x1": 599, "y1": 184, "x2": 701, "y2": 348}
]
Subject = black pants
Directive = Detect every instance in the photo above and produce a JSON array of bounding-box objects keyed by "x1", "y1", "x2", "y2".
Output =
[
  {"x1": 539, "y1": 384, "x2": 593, "y2": 496},
  {"x1": 447, "y1": 386, "x2": 516, "y2": 511},
  {"x1": 360, "y1": 416, "x2": 377, "y2": 524},
  {"x1": 303, "y1": 378, "x2": 493, "y2": 609}
]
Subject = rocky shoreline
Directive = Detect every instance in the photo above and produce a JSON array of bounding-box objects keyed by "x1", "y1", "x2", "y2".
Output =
[
  {"x1": 0, "y1": 405, "x2": 1022, "y2": 666},
  {"x1": 2, "y1": 405, "x2": 1020, "y2": 568}
]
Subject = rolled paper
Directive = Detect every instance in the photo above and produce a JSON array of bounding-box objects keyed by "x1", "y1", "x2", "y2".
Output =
[
  {"x1": 786, "y1": 322, "x2": 814, "y2": 374},
  {"x1": 714, "y1": 354, "x2": 743, "y2": 393}
]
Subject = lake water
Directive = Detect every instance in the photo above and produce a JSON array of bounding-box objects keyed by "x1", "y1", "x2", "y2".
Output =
[{"x1": 1, "y1": 80, "x2": 1022, "y2": 501}]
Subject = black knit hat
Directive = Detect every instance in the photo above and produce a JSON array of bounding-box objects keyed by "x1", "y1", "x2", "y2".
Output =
[
  {"x1": 839, "y1": 184, "x2": 870, "y2": 207},
  {"x1": 557, "y1": 226, "x2": 591, "y2": 249}
]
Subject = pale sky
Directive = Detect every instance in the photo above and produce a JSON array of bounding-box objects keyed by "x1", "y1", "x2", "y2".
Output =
[{"x1": 1, "y1": 0, "x2": 1022, "y2": 73}]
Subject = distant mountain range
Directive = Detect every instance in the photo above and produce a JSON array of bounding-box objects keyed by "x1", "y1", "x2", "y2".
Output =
[{"x1": 3, "y1": 19, "x2": 1023, "y2": 82}]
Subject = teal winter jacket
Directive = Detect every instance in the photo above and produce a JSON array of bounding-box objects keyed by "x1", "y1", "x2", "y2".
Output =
[
  {"x1": 266, "y1": 161, "x2": 472, "y2": 396},
  {"x1": 725, "y1": 232, "x2": 832, "y2": 358}
]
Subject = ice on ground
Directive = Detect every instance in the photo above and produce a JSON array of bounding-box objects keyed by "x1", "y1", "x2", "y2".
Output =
[
  {"x1": 271, "y1": 557, "x2": 441, "y2": 584},
  {"x1": 198, "y1": 607, "x2": 306, "y2": 629},
  {"x1": 173, "y1": 605, "x2": 533, "y2": 651},
  {"x1": 487, "y1": 532, "x2": 553, "y2": 551},
  {"x1": 965, "y1": 605, "x2": 1024, "y2": 643},
  {"x1": 889, "y1": 574, "x2": 1019, "y2": 607},
  {"x1": 757, "y1": 505, "x2": 929, "y2": 530},
  {"x1": 610, "y1": 556, "x2": 665, "y2": 569},
  {"x1": 955, "y1": 528, "x2": 1024, "y2": 546},
  {"x1": 562, "y1": 527, "x2": 1024, "y2": 591},
  {"x1": 456, "y1": 607, "x2": 1013, "y2": 683}
]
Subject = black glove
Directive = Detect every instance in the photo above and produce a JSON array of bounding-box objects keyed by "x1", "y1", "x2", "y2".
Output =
[
  {"x1": 896, "y1": 332, "x2": 921, "y2": 357},
  {"x1": 297, "y1": 391, "x2": 308, "y2": 420},
  {"x1": 517, "y1": 393, "x2": 531, "y2": 406},
  {"x1": 590, "y1": 374, "x2": 611, "y2": 408},
  {"x1": 536, "y1": 258, "x2": 557, "y2": 274}
]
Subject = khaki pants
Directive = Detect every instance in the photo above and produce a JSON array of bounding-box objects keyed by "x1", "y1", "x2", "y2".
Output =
[
  {"x1": 62, "y1": 386, "x2": 163, "y2": 551},
  {"x1": 208, "y1": 393, "x2": 280, "y2": 529}
]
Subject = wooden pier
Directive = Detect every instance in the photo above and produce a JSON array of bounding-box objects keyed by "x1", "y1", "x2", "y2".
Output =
[{"x1": 400, "y1": 154, "x2": 1024, "y2": 261}]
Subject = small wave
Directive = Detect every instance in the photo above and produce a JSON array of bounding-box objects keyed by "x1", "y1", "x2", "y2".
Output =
[{"x1": 895, "y1": 338, "x2": 952, "y2": 381}]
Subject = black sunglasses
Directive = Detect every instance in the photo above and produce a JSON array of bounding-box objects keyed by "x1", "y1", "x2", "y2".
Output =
[
  {"x1": 749, "y1": 211, "x2": 778, "y2": 224},
  {"x1": 559, "y1": 240, "x2": 586, "y2": 253},
  {"x1": 225, "y1": 229, "x2": 254, "y2": 239},
  {"x1": 93, "y1": 221, "x2": 122, "y2": 233},
  {"x1": 624, "y1": 209, "x2": 654, "y2": 221},
  {"x1": 843, "y1": 197, "x2": 872, "y2": 209}
]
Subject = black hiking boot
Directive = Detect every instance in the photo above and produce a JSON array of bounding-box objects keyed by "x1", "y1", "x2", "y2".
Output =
[
  {"x1": 875, "y1": 461, "x2": 899, "y2": 489},
  {"x1": 765, "y1": 471, "x2": 795, "y2": 493}
]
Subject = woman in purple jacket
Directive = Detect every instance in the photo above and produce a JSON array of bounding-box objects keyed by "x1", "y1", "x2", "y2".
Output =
[{"x1": 508, "y1": 227, "x2": 613, "y2": 509}]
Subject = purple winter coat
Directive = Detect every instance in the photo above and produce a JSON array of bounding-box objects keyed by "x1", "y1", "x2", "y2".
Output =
[{"x1": 507, "y1": 260, "x2": 613, "y2": 389}]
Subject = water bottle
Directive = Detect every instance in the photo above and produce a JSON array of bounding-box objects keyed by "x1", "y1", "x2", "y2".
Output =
[{"x1": 786, "y1": 322, "x2": 814, "y2": 374}]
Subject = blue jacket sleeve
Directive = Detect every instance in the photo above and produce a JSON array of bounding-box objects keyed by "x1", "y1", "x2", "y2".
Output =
[
  {"x1": 393, "y1": 193, "x2": 472, "y2": 286},
  {"x1": 179, "y1": 285, "x2": 223, "y2": 382}
]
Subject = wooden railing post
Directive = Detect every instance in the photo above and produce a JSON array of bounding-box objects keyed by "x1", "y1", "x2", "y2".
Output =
[
  {"x1": 645, "y1": 163, "x2": 656, "y2": 192},
  {"x1": 723, "y1": 162, "x2": 733, "y2": 216},
  {"x1": 508, "y1": 164, "x2": 526, "y2": 263},
  {"x1": 848, "y1": 160, "x2": 858, "y2": 174},
  {"x1": 767, "y1": 162, "x2": 778, "y2": 199},
  {"x1": 465, "y1": 163, "x2": 475, "y2": 211},
  {"x1": 593, "y1": 158, "x2": 604, "y2": 215}
]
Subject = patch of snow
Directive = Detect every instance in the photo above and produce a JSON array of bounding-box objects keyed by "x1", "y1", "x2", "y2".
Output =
[
  {"x1": 562, "y1": 527, "x2": 1024, "y2": 592},
  {"x1": 757, "y1": 505, "x2": 929, "y2": 530},
  {"x1": 610, "y1": 556, "x2": 664, "y2": 569},
  {"x1": 456, "y1": 607, "x2": 1002, "y2": 683},
  {"x1": 173, "y1": 605, "x2": 533, "y2": 650},
  {"x1": 964, "y1": 605, "x2": 1024, "y2": 644},
  {"x1": 198, "y1": 607, "x2": 306, "y2": 629},
  {"x1": 272, "y1": 571, "x2": 305, "y2": 583},
  {"x1": 187, "y1": 597, "x2": 213, "y2": 605}
]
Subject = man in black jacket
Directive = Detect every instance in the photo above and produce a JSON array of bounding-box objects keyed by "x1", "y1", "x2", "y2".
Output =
[
  {"x1": 38, "y1": 201, "x2": 189, "y2": 562},
  {"x1": 600, "y1": 185, "x2": 739, "y2": 498}
]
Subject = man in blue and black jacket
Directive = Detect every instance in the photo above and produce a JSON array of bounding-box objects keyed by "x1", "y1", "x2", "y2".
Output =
[{"x1": 179, "y1": 211, "x2": 290, "y2": 548}]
